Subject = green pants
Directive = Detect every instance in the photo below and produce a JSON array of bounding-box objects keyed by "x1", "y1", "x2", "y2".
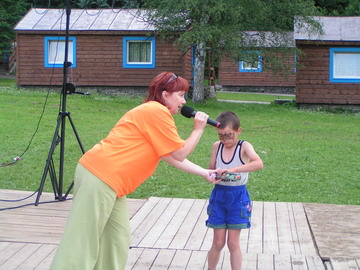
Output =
[{"x1": 50, "y1": 164, "x2": 130, "y2": 270}]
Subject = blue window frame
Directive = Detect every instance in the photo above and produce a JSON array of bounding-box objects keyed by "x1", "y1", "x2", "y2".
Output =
[
  {"x1": 44, "y1": 36, "x2": 77, "y2": 68},
  {"x1": 330, "y1": 48, "x2": 360, "y2": 83},
  {"x1": 239, "y1": 51, "x2": 262, "y2": 72},
  {"x1": 123, "y1": 36, "x2": 156, "y2": 68}
]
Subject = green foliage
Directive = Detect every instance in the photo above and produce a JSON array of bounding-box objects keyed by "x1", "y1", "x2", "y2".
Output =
[
  {"x1": 0, "y1": 86, "x2": 359, "y2": 205},
  {"x1": 343, "y1": 0, "x2": 360, "y2": 15},
  {"x1": 315, "y1": 0, "x2": 360, "y2": 15},
  {"x1": 144, "y1": 0, "x2": 320, "y2": 55},
  {"x1": 0, "y1": 0, "x2": 28, "y2": 54},
  {"x1": 143, "y1": 0, "x2": 321, "y2": 102}
]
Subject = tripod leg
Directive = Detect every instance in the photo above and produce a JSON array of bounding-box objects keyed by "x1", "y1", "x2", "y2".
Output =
[
  {"x1": 35, "y1": 115, "x2": 62, "y2": 206},
  {"x1": 49, "y1": 158, "x2": 60, "y2": 199},
  {"x1": 68, "y1": 113, "x2": 85, "y2": 154},
  {"x1": 63, "y1": 113, "x2": 85, "y2": 199}
]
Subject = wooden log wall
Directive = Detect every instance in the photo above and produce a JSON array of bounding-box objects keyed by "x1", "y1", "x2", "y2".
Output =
[
  {"x1": 16, "y1": 31, "x2": 192, "y2": 88},
  {"x1": 218, "y1": 52, "x2": 296, "y2": 88},
  {"x1": 296, "y1": 41, "x2": 360, "y2": 105}
]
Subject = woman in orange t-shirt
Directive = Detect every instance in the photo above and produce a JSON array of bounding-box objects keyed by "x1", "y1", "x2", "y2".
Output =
[{"x1": 50, "y1": 72, "x2": 222, "y2": 270}]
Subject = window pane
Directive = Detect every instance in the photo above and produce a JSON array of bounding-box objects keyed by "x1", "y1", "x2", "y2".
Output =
[
  {"x1": 128, "y1": 41, "x2": 151, "y2": 63},
  {"x1": 48, "y1": 40, "x2": 73, "y2": 64},
  {"x1": 334, "y1": 52, "x2": 360, "y2": 79},
  {"x1": 242, "y1": 59, "x2": 259, "y2": 70},
  {"x1": 239, "y1": 51, "x2": 262, "y2": 72}
]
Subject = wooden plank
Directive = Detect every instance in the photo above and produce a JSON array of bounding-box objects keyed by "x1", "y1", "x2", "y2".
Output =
[
  {"x1": 127, "y1": 198, "x2": 147, "y2": 219},
  {"x1": 168, "y1": 199, "x2": 206, "y2": 250},
  {"x1": 200, "y1": 227, "x2": 212, "y2": 251},
  {"x1": 220, "y1": 251, "x2": 231, "y2": 270},
  {"x1": 305, "y1": 255, "x2": 325, "y2": 270},
  {"x1": 0, "y1": 242, "x2": 26, "y2": 265},
  {"x1": 130, "y1": 197, "x2": 161, "y2": 234},
  {"x1": 0, "y1": 243, "x2": 40, "y2": 270},
  {"x1": 247, "y1": 201, "x2": 263, "y2": 253},
  {"x1": 353, "y1": 259, "x2": 360, "y2": 270},
  {"x1": 187, "y1": 250, "x2": 207, "y2": 270},
  {"x1": 330, "y1": 257, "x2": 360, "y2": 270},
  {"x1": 258, "y1": 253, "x2": 274, "y2": 270},
  {"x1": 1, "y1": 191, "x2": 355, "y2": 270},
  {"x1": 240, "y1": 225, "x2": 250, "y2": 253},
  {"x1": 17, "y1": 244, "x2": 57, "y2": 270},
  {"x1": 274, "y1": 254, "x2": 292, "y2": 270},
  {"x1": 33, "y1": 247, "x2": 56, "y2": 270},
  {"x1": 291, "y1": 255, "x2": 308, "y2": 270},
  {"x1": 263, "y1": 202, "x2": 279, "y2": 254},
  {"x1": 169, "y1": 250, "x2": 192, "y2": 269},
  {"x1": 1, "y1": 216, "x2": 68, "y2": 226},
  {"x1": 303, "y1": 203, "x2": 360, "y2": 259},
  {"x1": 0, "y1": 233, "x2": 62, "y2": 245},
  {"x1": 0, "y1": 242, "x2": 11, "y2": 253},
  {"x1": 138, "y1": 198, "x2": 183, "y2": 248},
  {"x1": 242, "y1": 253, "x2": 258, "y2": 270},
  {"x1": 276, "y1": 202, "x2": 297, "y2": 254},
  {"x1": 292, "y1": 203, "x2": 317, "y2": 256},
  {"x1": 186, "y1": 199, "x2": 208, "y2": 251},
  {"x1": 150, "y1": 249, "x2": 176, "y2": 269},
  {"x1": 131, "y1": 197, "x2": 171, "y2": 246},
  {"x1": 153, "y1": 199, "x2": 194, "y2": 249},
  {"x1": 126, "y1": 248, "x2": 144, "y2": 268},
  {"x1": 289, "y1": 202, "x2": 302, "y2": 255},
  {"x1": 131, "y1": 248, "x2": 160, "y2": 270}
]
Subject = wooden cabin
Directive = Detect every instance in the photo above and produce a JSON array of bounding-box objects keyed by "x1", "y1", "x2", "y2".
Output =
[
  {"x1": 295, "y1": 16, "x2": 360, "y2": 105},
  {"x1": 14, "y1": 9, "x2": 192, "y2": 89},
  {"x1": 218, "y1": 32, "x2": 296, "y2": 94}
]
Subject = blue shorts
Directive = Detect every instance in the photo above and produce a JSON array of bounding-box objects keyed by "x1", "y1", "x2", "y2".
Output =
[{"x1": 206, "y1": 185, "x2": 252, "y2": 230}]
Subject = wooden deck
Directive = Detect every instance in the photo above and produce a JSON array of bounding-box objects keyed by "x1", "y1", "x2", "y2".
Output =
[{"x1": 0, "y1": 189, "x2": 359, "y2": 269}]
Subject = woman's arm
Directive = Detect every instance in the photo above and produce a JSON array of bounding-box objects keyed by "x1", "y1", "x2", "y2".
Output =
[
  {"x1": 170, "y1": 111, "x2": 209, "y2": 161},
  {"x1": 161, "y1": 155, "x2": 222, "y2": 184}
]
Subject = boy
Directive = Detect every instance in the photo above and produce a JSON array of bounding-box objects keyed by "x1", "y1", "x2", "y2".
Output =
[{"x1": 206, "y1": 111, "x2": 263, "y2": 270}]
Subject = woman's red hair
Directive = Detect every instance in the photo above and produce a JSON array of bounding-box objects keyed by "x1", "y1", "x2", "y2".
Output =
[{"x1": 145, "y1": 72, "x2": 189, "y2": 106}]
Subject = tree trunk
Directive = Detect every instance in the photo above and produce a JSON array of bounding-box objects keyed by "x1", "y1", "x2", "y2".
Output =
[{"x1": 192, "y1": 42, "x2": 206, "y2": 103}]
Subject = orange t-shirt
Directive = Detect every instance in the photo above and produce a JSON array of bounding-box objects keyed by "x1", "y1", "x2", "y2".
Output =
[{"x1": 79, "y1": 101, "x2": 185, "y2": 197}]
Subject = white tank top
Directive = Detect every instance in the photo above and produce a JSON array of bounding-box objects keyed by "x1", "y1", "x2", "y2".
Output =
[{"x1": 215, "y1": 140, "x2": 249, "y2": 186}]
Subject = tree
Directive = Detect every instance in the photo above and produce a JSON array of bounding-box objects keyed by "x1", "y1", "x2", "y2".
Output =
[
  {"x1": 0, "y1": 0, "x2": 28, "y2": 57},
  {"x1": 315, "y1": 0, "x2": 360, "y2": 15},
  {"x1": 143, "y1": 0, "x2": 321, "y2": 103},
  {"x1": 343, "y1": 0, "x2": 360, "y2": 15},
  {"x1": 0, "y1": 0, "x2": 145, "y2": 59},
  {"x1": 314, "y1": 0, "x2": 349, "y2": 15}
]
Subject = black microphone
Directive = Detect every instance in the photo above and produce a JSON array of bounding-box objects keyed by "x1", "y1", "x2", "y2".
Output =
[{"x1": 181, "y1": 106, "x2": 221, "y2": 128}]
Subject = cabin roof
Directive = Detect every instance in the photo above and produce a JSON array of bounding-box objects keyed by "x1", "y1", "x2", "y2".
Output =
[
  {"x1": 14, "y1": 8, "x2": 154, "y2": 31},
  {"x1": 295, "y1": 16, "x2": 360, "y2": 41}
]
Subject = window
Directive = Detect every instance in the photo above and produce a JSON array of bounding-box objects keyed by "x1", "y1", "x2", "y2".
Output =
[
  {"x1": 44, "y1": 37, "x2": 77, "y2": 68},
  {"x1": 239, "y1": 51, "x2": 262, "y2": 72},
  {"x1": 123, "y1": 37, "x2": 156, "y2": 68},
  {"x1": 330, "y1": 48, "x2": 360, "y2": 83}
]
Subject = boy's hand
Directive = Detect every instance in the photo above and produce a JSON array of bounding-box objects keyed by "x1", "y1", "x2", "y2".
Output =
[{"x1": 205, "y1": 169, "x2": 227, "y2": 184}]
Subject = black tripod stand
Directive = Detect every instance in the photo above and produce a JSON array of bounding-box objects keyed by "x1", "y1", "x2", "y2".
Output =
[{"x1": 35, "y1": 0, "x2": 86, "y2": 206}]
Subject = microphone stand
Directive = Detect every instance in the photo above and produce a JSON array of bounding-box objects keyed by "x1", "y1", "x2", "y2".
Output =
[{"x1": 35, "y1": 0, "x2": 86, "y2": 205}]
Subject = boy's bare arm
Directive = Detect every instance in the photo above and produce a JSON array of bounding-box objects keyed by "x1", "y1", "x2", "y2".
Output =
[
  {"x1": 208, "y1": 141, "x2": 220, "y2": 169},
  {"x1": 227, "y1": 141, "x2": 263, "y2": 173}
]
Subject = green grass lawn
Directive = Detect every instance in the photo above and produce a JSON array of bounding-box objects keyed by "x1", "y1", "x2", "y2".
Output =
[
  {"x1": 0, "y1": 85, "x2": 359, "y2": 205},
  {"x1": 0, "y1": 78, "x2": 16, "y2": 88},
  {"x1": 216, "y1": 91, "x2": 295, "y2": 102}
]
